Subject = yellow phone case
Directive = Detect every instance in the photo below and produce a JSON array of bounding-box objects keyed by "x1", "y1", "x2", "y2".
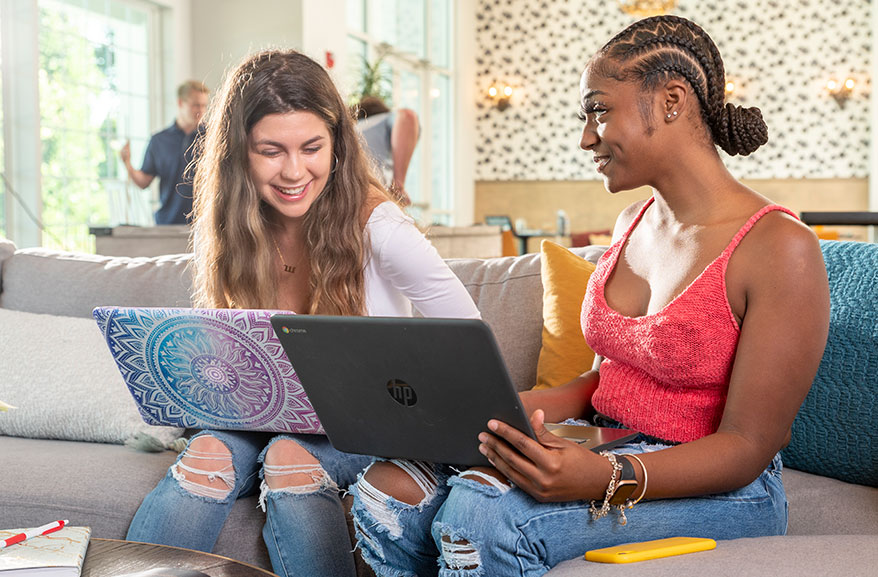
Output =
[{"x1": 585, "y1": 537, "x2": 716, "y2": 563}]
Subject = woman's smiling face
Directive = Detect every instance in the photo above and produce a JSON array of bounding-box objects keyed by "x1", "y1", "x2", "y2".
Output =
[
  {"x1": 579, "y1": 65, "x2": 660, "y2": 193},
  {"x1": 248, "y1": 110, "x2": 333, "y2": 222}
]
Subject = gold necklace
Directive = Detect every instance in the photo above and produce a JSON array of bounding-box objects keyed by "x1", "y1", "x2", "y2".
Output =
[{"x1": 271, "y1": 235, "x2": 303, "y2": 274}]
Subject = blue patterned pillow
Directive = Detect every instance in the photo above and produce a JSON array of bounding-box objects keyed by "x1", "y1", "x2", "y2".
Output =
[{"x1": 782, "y1": 240, "x2": 878, "y2": 486}]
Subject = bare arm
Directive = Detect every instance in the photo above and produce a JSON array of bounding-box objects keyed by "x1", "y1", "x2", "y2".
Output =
[
  {"x1": 519, "y1": 368, "x2": 600, "y2": 424},
  {"x1": 389, "y1": 109, "x2": 419, "y2": 203},
  {"x1": 119, "y1": 140, "x2": 155, "y2": 189},
  {"x1": 482, "y1": 216, "x2": 829, "y2": 502}
]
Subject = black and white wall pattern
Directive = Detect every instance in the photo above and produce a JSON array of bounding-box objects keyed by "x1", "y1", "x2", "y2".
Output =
[{"x1": 474, "y1": 0, "x2": 871, "y2": 181}]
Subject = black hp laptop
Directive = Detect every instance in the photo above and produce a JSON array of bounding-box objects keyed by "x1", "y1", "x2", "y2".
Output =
[{"x1": 270, "y1": 315, "x2": 637, "y2": 466}]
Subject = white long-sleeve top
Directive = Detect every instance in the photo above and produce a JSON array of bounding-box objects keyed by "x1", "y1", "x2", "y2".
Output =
[{"x1": 363, "y1": 202, "x2": 480, "y2": 319}]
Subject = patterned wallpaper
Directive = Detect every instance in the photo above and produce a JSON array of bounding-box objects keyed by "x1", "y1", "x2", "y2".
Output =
[{"x1": 474, "y1": 0, "x2": 872, "y2": 181}]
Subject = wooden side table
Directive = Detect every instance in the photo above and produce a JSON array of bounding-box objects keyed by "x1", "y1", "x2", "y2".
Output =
[{"x1": 81, "y1": 539, "x2": 277, "y2": 577}]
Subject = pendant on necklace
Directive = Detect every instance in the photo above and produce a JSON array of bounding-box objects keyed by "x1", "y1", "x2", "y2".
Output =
[{"x1": 283, "y1": 264, "x2": 296, "y2": 274}]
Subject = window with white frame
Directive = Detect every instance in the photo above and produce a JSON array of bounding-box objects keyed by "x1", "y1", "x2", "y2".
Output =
[
  {"x1": 346, "y1": 0, "x2": 454, "y2": 225},
  {"x1": 37, "y1": 0, "x2": 157, "y2": 251}
]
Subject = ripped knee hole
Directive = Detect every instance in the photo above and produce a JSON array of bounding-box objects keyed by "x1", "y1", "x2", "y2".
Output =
[{"x1": 171, "y1": 436, "x2": 235, "y2": 499}]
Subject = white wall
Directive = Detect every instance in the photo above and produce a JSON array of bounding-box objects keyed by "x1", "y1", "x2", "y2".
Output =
[
  {"x1": 190, "y1": 0, "x2": 304, "y2": 91},
  {"x1": 301, "y1": 1, "x2": 349, "y2": 91},
  {"x1": 186, "y1": 0, "x2": 348, "y2": 97}
]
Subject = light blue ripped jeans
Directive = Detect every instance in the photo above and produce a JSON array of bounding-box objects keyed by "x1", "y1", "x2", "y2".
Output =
[
  {"x1": 127, "y1": 429, "x2": 373, "y2": 577},
  {"x1": 351, "y1": 442, "x2": 788, "y2": 577}
]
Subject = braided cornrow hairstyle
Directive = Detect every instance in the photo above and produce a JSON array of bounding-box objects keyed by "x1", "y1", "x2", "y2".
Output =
[{"x1": 593, "y1": 15, "x2": 767, "y2": 156}]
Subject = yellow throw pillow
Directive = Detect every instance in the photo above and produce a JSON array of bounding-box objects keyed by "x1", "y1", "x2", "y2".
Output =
[{"x1": 534, "y1": 240, "x2": 597, "y2": 389}]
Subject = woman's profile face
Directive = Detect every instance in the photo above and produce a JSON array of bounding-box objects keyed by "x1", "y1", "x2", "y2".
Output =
[
  {"x1": 579, "y1": 66, "x2": 659, "y2": 193},
  {"x1": 248, "y1": 110, "x2": 334, "y2": 222}
]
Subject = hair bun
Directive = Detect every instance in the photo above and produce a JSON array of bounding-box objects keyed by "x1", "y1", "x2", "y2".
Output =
[{"x1": 714, "y1": 103, "x2": 768, "y2": 156}]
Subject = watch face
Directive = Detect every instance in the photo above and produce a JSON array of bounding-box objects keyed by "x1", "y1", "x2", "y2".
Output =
[
  {"x1": 608, "y1": 454, "x2": 639, "y2": 505},
  {"x1": 608, "y1": 479, "x2": 639, "y2": 505}
]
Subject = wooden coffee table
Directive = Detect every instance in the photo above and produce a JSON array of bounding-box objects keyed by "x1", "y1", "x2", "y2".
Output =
[{"x1": 81, "y1": 539, "x2": 277, "y2": 577}]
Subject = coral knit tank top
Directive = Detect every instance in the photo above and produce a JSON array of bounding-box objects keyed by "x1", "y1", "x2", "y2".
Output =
[{"x1": 582, "y1": 197, "x2": 797, "y2": 443}]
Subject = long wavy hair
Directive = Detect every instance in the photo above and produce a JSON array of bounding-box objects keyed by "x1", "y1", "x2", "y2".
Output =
[{"x1": 190, "y1": 49, "x2": 386, "y2": 314}]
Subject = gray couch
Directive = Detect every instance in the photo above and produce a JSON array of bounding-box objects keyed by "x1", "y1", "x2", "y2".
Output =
[{"x1": 1, "y1": 237, "x2": 876, "y2": 576}]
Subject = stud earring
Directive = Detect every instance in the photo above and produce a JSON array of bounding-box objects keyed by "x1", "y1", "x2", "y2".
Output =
[{"x1": 666, "y1": 111, "x2": 678, "y2": 119}]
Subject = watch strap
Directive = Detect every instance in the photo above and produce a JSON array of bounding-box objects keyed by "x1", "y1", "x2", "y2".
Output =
[{"x1": 608, "y1": 454, "x2": 638, "y2": 505}]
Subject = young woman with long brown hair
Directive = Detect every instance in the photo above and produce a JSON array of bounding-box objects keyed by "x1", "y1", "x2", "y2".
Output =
[{"x1": 126, "y1": 49, "x2": 479, "y2": 577}]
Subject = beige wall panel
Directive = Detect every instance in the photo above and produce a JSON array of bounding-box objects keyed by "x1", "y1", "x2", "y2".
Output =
[{"x1": 475, "y1": 179, "x2": 870, "y2": 239}]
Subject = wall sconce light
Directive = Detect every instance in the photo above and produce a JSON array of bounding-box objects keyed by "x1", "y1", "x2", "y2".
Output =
[
  {"x1": 724, "y1": 80, "x2": 736, "y2": 97},
  {"x1": 617, "y1": 0, "x2": 677, "y2": 17},
  {"x1": 487, "y1": 83, "x2": 514, "y2": 111},
  {"x1": 826, "y1": 77, "x2": 856, "y2": 107}
]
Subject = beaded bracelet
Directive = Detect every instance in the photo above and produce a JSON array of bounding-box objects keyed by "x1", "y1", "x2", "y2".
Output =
[{"x1": 589, "y1": 451, "x2": 622, "y2": 520}]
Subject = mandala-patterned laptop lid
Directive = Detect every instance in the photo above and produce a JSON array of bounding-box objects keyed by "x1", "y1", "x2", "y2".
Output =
[{"x1": 93, "y1": 306, "x2": 323, "y2": 434}]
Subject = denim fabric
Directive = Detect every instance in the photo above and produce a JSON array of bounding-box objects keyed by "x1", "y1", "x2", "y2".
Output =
[
  {"x1": 350, "y1": 461, "x2": 455, "y2": 577},
  {"x1": 351, "y1": 442, "x2": 787, "y2": 577},
  {"x1": 127, "y1": 430, "x2": 265, "y2": 549},
  {"x1": 127, "y1": 430, "x2": 373, "y2": 577},
  {"x1": 431, "y1": 445, "x2": 787, "y2": 577}
]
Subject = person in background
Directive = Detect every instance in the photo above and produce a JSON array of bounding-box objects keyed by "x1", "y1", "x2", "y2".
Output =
[
  {"x1": 120, "y1": 80, "x2": 209, "y2": 225},
  {"x1": 355, "y1": 95, "x2": 419, "y2": 207},
  {"x1": 125, "y1": 49, "x2": 479, "y2": 577},
  {"x1": 349, "y1": 15, "x2": 830, "y2": 577}
]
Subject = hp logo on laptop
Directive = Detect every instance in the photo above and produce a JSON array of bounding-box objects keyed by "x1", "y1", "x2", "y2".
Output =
[{"x1": 387, "y1": 379, "x2": 417, "y2": 407}]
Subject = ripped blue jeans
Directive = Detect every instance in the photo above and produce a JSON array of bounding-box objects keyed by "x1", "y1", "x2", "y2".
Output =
[
  {"x1": 127, "y1": 430, "x2": 372, "y2": 577},
  {"x1": 351, "y1": 444, "x2": 788, "y2": 577}
]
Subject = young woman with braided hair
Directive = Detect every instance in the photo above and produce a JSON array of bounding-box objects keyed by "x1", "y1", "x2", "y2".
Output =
[{"x1": 349, "y1": 15, "x2": 829, "y2": 576}]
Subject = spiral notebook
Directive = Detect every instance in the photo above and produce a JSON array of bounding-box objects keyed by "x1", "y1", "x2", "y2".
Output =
[{"x1": 93, "y1": 307, "x2": 322, "y2": 434}]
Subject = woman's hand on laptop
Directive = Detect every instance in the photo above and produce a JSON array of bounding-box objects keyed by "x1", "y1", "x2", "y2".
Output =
[{"x1": 477, "y1": 409, "x2": 614, "y2": 503}]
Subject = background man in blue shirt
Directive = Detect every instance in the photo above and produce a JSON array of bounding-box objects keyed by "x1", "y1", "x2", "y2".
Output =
[{"x1": 120, "y1": 80, "x2": 209, "y2": 225}]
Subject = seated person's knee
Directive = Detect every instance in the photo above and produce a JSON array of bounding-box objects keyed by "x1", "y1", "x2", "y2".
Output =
[
  {"x1": 174, "y1": 434, "x2": 235, "y2": 497},
  {"x1": 362, "y1": 460, "x2": 435, "y2": 506},
  {"x1": 460, "y1": 466, "x2": 510, "y2": 487},
  {"x1": 263, "y1": 439, "x2": 323, "y2": 489}
]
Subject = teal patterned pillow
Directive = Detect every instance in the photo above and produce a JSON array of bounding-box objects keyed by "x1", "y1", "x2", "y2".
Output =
[{"x1": 782, "y1": 240, "x2": 878, "y2": 486}]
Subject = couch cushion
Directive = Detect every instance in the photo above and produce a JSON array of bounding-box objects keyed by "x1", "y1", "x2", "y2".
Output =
[
  {"x1": 446, "y1": 246, "x2": 605, "y2": 392},
  {"x1": 534, "y1": 240, "x2": 597, "y2": 390},
  {"x1": 0, "y1": 237, "x2": 15, "y2": 289},
  {"x1": 0, "y1": 248, "x2": 193, "y2": 318},
  {"x1": 0, "y1": 308, "x2": 183, "y2": 445},
  {"x1": 546, "y1": 535, "x2": 878, "y2": 577},
  {"x1": 783, "y1": 467, "x2": 878, "y2": 536},
  {"x1": 782, "y1": 240, "x2": 878, "y2": 487},
  {"x1": 0, "y1": 237, "x2": 14, "y2": 261}
]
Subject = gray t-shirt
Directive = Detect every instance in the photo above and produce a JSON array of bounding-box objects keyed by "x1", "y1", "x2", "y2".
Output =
[{"x1": 357, "y1": 111, "x2": 394, "y2": 186}]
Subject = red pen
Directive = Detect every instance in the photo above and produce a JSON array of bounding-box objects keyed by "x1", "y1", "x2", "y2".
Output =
[{"x1": 0, "y1": 520, "x2": 68, "y2": 548}]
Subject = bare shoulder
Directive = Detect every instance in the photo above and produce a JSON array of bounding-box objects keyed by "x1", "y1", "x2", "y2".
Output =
[
  {"x1": 750, "y1": 210, "x2": 822, "y2": 262},
  {"x1": 736, "y1": 209, "x2": 827, "y2": 295},
  {"x1": 611, "y1": 199, "x2": 650, "y2": 242},
  {"x1": 395, "y1": 108, "x2": 418, "y2": 123}
]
